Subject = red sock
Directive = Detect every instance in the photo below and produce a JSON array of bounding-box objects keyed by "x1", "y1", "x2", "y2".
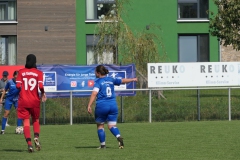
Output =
[
  {"x1": 26, "y1": 137, "x2": 32, "y2": 146},
  {"x1": 33, "y1": 118, "x2": 40, "y2": 138},
  {"x1": 23, "y1": 119, "x2": 32, "y2": 145}
]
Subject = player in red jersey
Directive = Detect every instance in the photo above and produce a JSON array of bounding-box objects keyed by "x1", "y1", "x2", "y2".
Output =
[{"x1": 16, "y1": 54, "x2": 47, "y2": 153}]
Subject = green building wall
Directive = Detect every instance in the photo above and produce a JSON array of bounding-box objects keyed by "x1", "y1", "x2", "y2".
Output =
[{"x1": 76, "y1": 0, "x2": 219, "y2": 65}]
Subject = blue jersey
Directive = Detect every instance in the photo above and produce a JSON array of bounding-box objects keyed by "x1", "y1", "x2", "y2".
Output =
[
  {"x1": 5, "y1": 79, "x2": 20, "y2": 101},
  {"x1": 94, "y1": 76, "x2": 122, "y2": 104}
]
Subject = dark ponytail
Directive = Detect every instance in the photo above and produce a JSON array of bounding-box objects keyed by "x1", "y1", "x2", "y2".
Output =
[
  {"x1": 96, "y1": 65, "x2": 109, "y2": 75},
  {"x1": 25, "y1": 54, "x2": 37, "y2": 69},
  {"x1": 13, "y1": 70, "x2": 18, "y2": 76}
]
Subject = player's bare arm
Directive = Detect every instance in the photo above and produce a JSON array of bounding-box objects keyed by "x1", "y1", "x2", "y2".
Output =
[
  {"x1": 39, "y1": 78, "x2": 47, "y2": 102},
  {"x1": 87, "y1": 91, "x2": 98, "y2": 114},
  {"x1": 121, "y1": 78, "x2": 138, "y2": 84},
  {"x1": 0, "y1": 90, "x2": 6, "y2": 103},
  {"x1": 41, "y1": 93, "x2": 47, "y2": 102}
]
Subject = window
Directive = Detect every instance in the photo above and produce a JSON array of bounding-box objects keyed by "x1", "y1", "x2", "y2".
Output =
[
  {"x1": 86, "y1": 35, "x2": 117, "y2": 65},
  {"x1": 0, "y1": 0, "x2": 16, "y2": 21},
  {"x1": 86, "y1": 0, "x2": 116, "y2": 20},
  {"x1": 178, "y1": 34, "x2": 209, "y2": 62},
  {"x1": 178, "y1": 0, "x2": 208, "y2": 19},
  {"x1": 0, "y1": 36, "x2": 17, "y2": 65}
]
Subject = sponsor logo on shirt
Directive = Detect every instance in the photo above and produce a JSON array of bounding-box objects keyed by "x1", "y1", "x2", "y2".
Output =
[{"x1": 22, "y1": 72, "x2": 38, "y2": 77}]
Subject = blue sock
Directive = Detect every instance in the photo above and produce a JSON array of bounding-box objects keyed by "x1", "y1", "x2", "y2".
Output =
[
  {"x1": 97, "y1": 128, "x2": 105, "y2": 144},
  {"x1": 110, "y1": 126, "x2": 120, "y2": 137},
  {"x1": 1, "y1": 117, "x2": 7, "y2": 131},
  {"x1": 17, "y1": 119, "x2": 23, "y2": 127}
]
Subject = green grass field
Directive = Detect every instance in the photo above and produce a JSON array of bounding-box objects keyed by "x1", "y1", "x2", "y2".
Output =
[{"x1": 0, "y1": 121, "x2": 240, "y2": 160}]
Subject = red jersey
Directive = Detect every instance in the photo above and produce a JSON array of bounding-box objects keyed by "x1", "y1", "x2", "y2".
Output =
[{"x1": 16, "y1": 68, "x2": 45, "y2": 108}]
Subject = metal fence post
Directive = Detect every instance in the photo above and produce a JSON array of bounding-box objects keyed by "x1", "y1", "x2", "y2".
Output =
[
  {"x1": 197, "y1": 89, "x2": 200, "y2": 121},
  {"x1": 149, "y1": 89, "x2": 152, "y2": 123},
  {"x1": 121, "y1": 96, "x2": 124, "y2": 123},
  {"x1": 120, "y1": 62, "x2": 124, "y2": 123},
  {"x1": 42, "y1": 102, "x2": 45, "y2": 125},
  {"x1": 70, "y1": 91, "x2": 73, "y2": 125},
  {"x1": 228, "y1": 88, "x2": 231, "y2": 121}
]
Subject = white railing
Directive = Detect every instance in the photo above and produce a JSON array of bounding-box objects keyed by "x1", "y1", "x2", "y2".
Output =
[{"x1": 42, "y1": 86, "x2": 239, "y2": 125}]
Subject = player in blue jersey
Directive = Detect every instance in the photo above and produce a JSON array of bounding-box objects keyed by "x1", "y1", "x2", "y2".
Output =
[
  {"x1": 0, "y1": 71, "x2": 22, "y2": 134},
  {"x1": 0, "y1": 71, "x2": 8, "y2": 122},
  {"x1": 87, "y1": 65, "x2": 137, "y2": 149}
]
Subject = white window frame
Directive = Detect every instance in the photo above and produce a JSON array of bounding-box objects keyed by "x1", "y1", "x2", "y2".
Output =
[
  {"x1": 0, "y1": 35, "x2": 17, "y2": 65},
  {"x1": 0, "y1": 0, "x2": 17, "y2": 22},
  {"x1": 177, "y1": 0, "x2": 209, "y2": 22},
  {"x1": 178, "y1": 34, "x2": 209, "y2": 62},
  {"x1": 86, "y1": 0, "x2": 116, "y2": 23},
  {"x1": 86, "y1": 35, "x2": 117, "y2": 65}
]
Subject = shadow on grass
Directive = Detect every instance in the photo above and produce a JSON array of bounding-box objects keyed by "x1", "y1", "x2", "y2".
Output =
[
  {"x1": 1, "y1": 133, "x2": 17, "y2": 135},
  {"x1": 75, "y1": 146, "x2": 108, "y2": 149},
  {"x1": 2, "y1": 149, "x2": 25, "y2": 152}
]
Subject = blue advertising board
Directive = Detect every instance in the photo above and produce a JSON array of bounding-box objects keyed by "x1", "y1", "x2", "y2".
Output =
[
  {"x1": 43, "y1": 72, "x2": 57, "y2": 91},
  {"x1": 37, "y1": 64, "x2": 136, "y2": 98}
]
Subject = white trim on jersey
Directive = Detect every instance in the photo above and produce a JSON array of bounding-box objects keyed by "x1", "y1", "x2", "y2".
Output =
[
  {"x1": 108, "y1": 121, "x2": 117, "y2": 125},
  {"x1": 93, "y1": 87, "x2": 99, "y2": 93},
  {"x1": 16, "y1": 81, "x2": 22, "y2": 83}
]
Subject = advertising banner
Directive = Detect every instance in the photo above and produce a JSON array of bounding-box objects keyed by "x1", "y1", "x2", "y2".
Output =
[
  {"x1": 148, "y1": 62, "x2": 240, "y2": 87},
  {"x1": 38, "y1": 64, "x2": 136, "y2": 98},
  {"x1": 0, "y1": 65, "x2": 24, "y2": 78}
]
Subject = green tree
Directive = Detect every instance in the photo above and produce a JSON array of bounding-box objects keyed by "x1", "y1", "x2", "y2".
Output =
[
  {"x1": 92, "y1": 0, "x2": 167, "y2": 98},
  {"x1": 209, "y1": 0, "x2": 240, "y2": 50}
]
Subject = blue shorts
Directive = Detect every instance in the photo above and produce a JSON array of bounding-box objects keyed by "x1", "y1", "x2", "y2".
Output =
[
  {"x1": 95, "y1": 100, "x2": 118, "y2": 124},
  {"x1": 4, "y1": 98, "x2": 18, "y2": 110}
]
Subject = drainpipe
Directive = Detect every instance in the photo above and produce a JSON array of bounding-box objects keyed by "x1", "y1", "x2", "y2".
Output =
[{"x1": 218, "y1": 38, "x2": 221, "y2": 62}]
